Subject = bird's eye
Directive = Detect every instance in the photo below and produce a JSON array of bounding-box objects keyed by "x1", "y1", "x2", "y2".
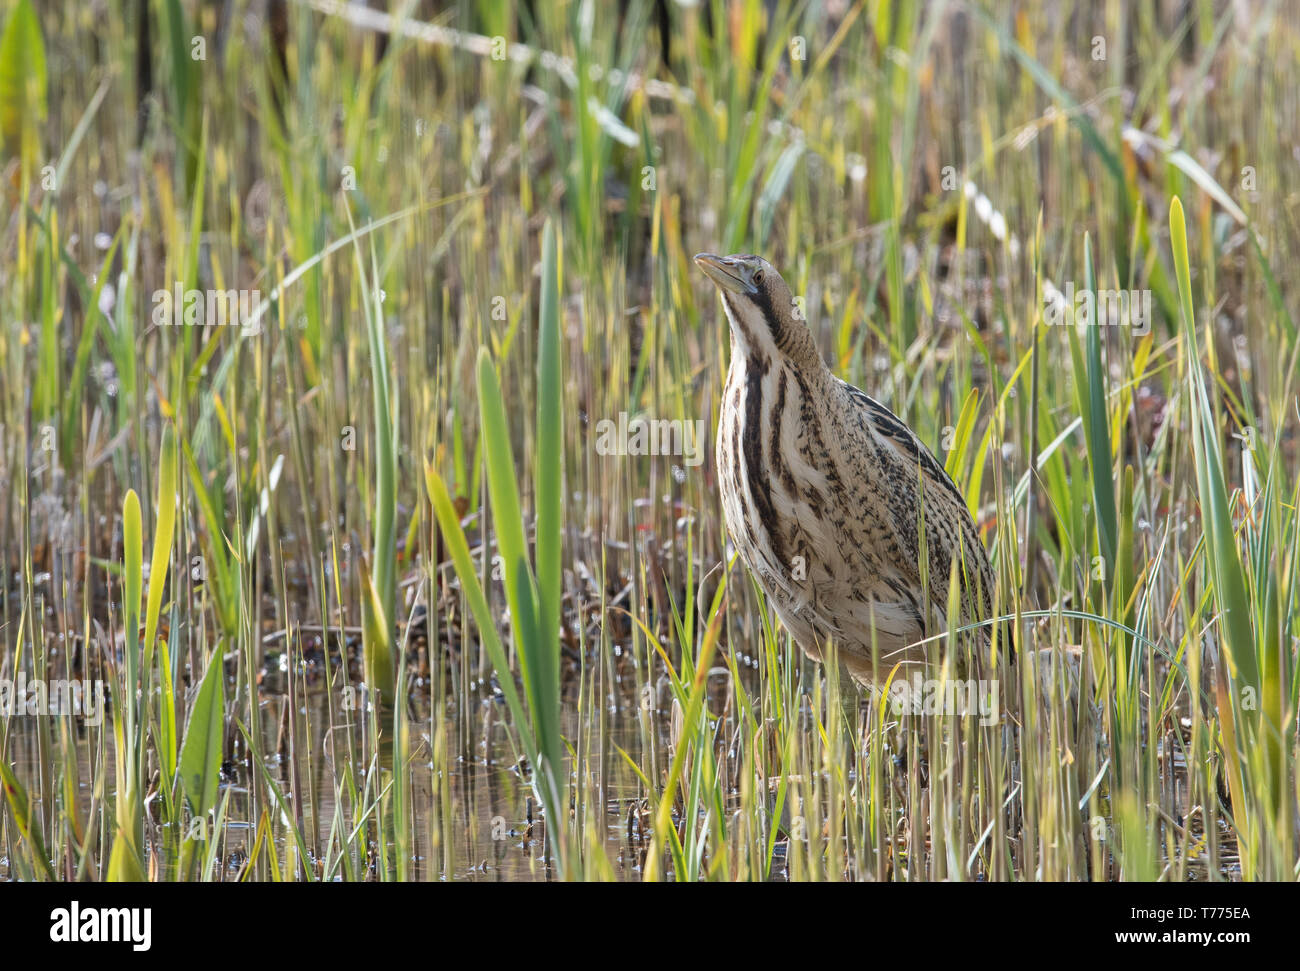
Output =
[{"x1": 752, "y1": 270, "x2": 764, "y2": 286}]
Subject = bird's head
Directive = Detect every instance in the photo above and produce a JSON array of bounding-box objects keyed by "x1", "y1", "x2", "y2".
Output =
[{"x1": 694, "y1": 253, "x2": 820, "y2": 371}]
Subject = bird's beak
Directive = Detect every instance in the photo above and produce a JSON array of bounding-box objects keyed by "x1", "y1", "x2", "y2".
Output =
[{"x1": 694, "y1": 253, "x2": 758, "y2": 295}]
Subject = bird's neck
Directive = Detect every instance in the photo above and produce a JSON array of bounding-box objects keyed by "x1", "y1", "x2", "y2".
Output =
[
  {"x1": 729, "y1": 328, "x2": 826, "y2": 384},
  {"x1": 777, "y1": 325, "x2": 824, "y2": 375}
]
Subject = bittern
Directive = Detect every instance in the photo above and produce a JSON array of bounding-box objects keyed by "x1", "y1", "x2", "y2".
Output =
[{"x1": 696, "y1": 253, "x2": 1000, "y2": 689}]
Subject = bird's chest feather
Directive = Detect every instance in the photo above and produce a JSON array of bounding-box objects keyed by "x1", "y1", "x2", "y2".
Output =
[
  {"x1": 717, "y1": 359, "x2": 920, "y2": 609},
  {"x1": 716, "y1": 358, "x2": 835, "y2": 597},
  {"x1": 717, "y1": 358, "x2": 780, "y2": 566}
]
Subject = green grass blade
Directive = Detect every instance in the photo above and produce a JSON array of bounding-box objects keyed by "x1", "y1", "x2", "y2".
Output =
[
  {"x1": 534, "y1": 218, "x2": 564, "y2": 791},
  {"x1": 178, "y1": 648, "x2": 225, "y2": 819},
  {"x1": 0, "y1": 0, "x2": 47, "y2": 174}
]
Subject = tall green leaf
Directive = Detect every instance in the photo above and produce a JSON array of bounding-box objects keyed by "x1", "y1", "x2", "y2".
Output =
[
  {"x1": 1170, "y1": 197, "x2": 1257, "y2": 689},
  {"x1": 1083, "y1": 235, "x2": 1118, "y2": 577},
  {"x1": 178, "y1": 650, "x2": 226, "y2": 819},
  {"x1": 109, "y1": 488, "x2": 146, "y2": 881},
  {"x1": 534, "y1": 219, "x2": 564, "y2": 778},
  {"x1": 0, "y1": 0, "x2": 47, "y2": 173},
  {"x1": 143, "y1": 425, "x2": 178, "y2": 662}
]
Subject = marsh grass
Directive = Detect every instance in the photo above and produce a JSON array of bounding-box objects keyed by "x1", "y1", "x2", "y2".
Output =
[{"x1": 0, "y1": 0, "x2": 1297, "y2": 881}]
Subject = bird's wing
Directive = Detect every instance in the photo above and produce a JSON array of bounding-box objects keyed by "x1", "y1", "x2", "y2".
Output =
[
  {"x1": 840, "y1": 382, "x2": 994, "y2": 628},
  {"x1": 842, "y1": 384, "x2": 968, "y2": 513}
]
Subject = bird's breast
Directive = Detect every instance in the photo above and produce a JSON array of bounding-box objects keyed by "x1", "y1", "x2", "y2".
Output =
[{"x1": 716, "y1": 357, "x2": 834, "y2": 605}]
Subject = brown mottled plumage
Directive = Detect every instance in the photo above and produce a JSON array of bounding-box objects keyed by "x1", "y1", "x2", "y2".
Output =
[{"x1": 696, "y1": 253, "x2": 997, "y2": 687}]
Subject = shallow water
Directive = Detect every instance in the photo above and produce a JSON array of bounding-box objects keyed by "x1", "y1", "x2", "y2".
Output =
[{"x1": 0, "y1": 671, "x2": 689, "y2": 882}]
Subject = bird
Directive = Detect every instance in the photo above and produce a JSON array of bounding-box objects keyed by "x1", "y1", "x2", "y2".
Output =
[{"x1": 695, "y1": 252, "x2": 1002, "y2": 690}]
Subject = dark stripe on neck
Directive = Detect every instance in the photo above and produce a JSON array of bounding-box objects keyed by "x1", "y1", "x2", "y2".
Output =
[
  {"x1": 749, "y1": 286, "x2": 778, "y2": 340},
  {"x1": 770, "y1": 368, "x2": 797, "y2": 494},
  {"x1": 724, "y1": 287, "x2": 787, "y2": 354},
  {"x1": 742, "y1": 356, "x2": 785, "y2": 567}
]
